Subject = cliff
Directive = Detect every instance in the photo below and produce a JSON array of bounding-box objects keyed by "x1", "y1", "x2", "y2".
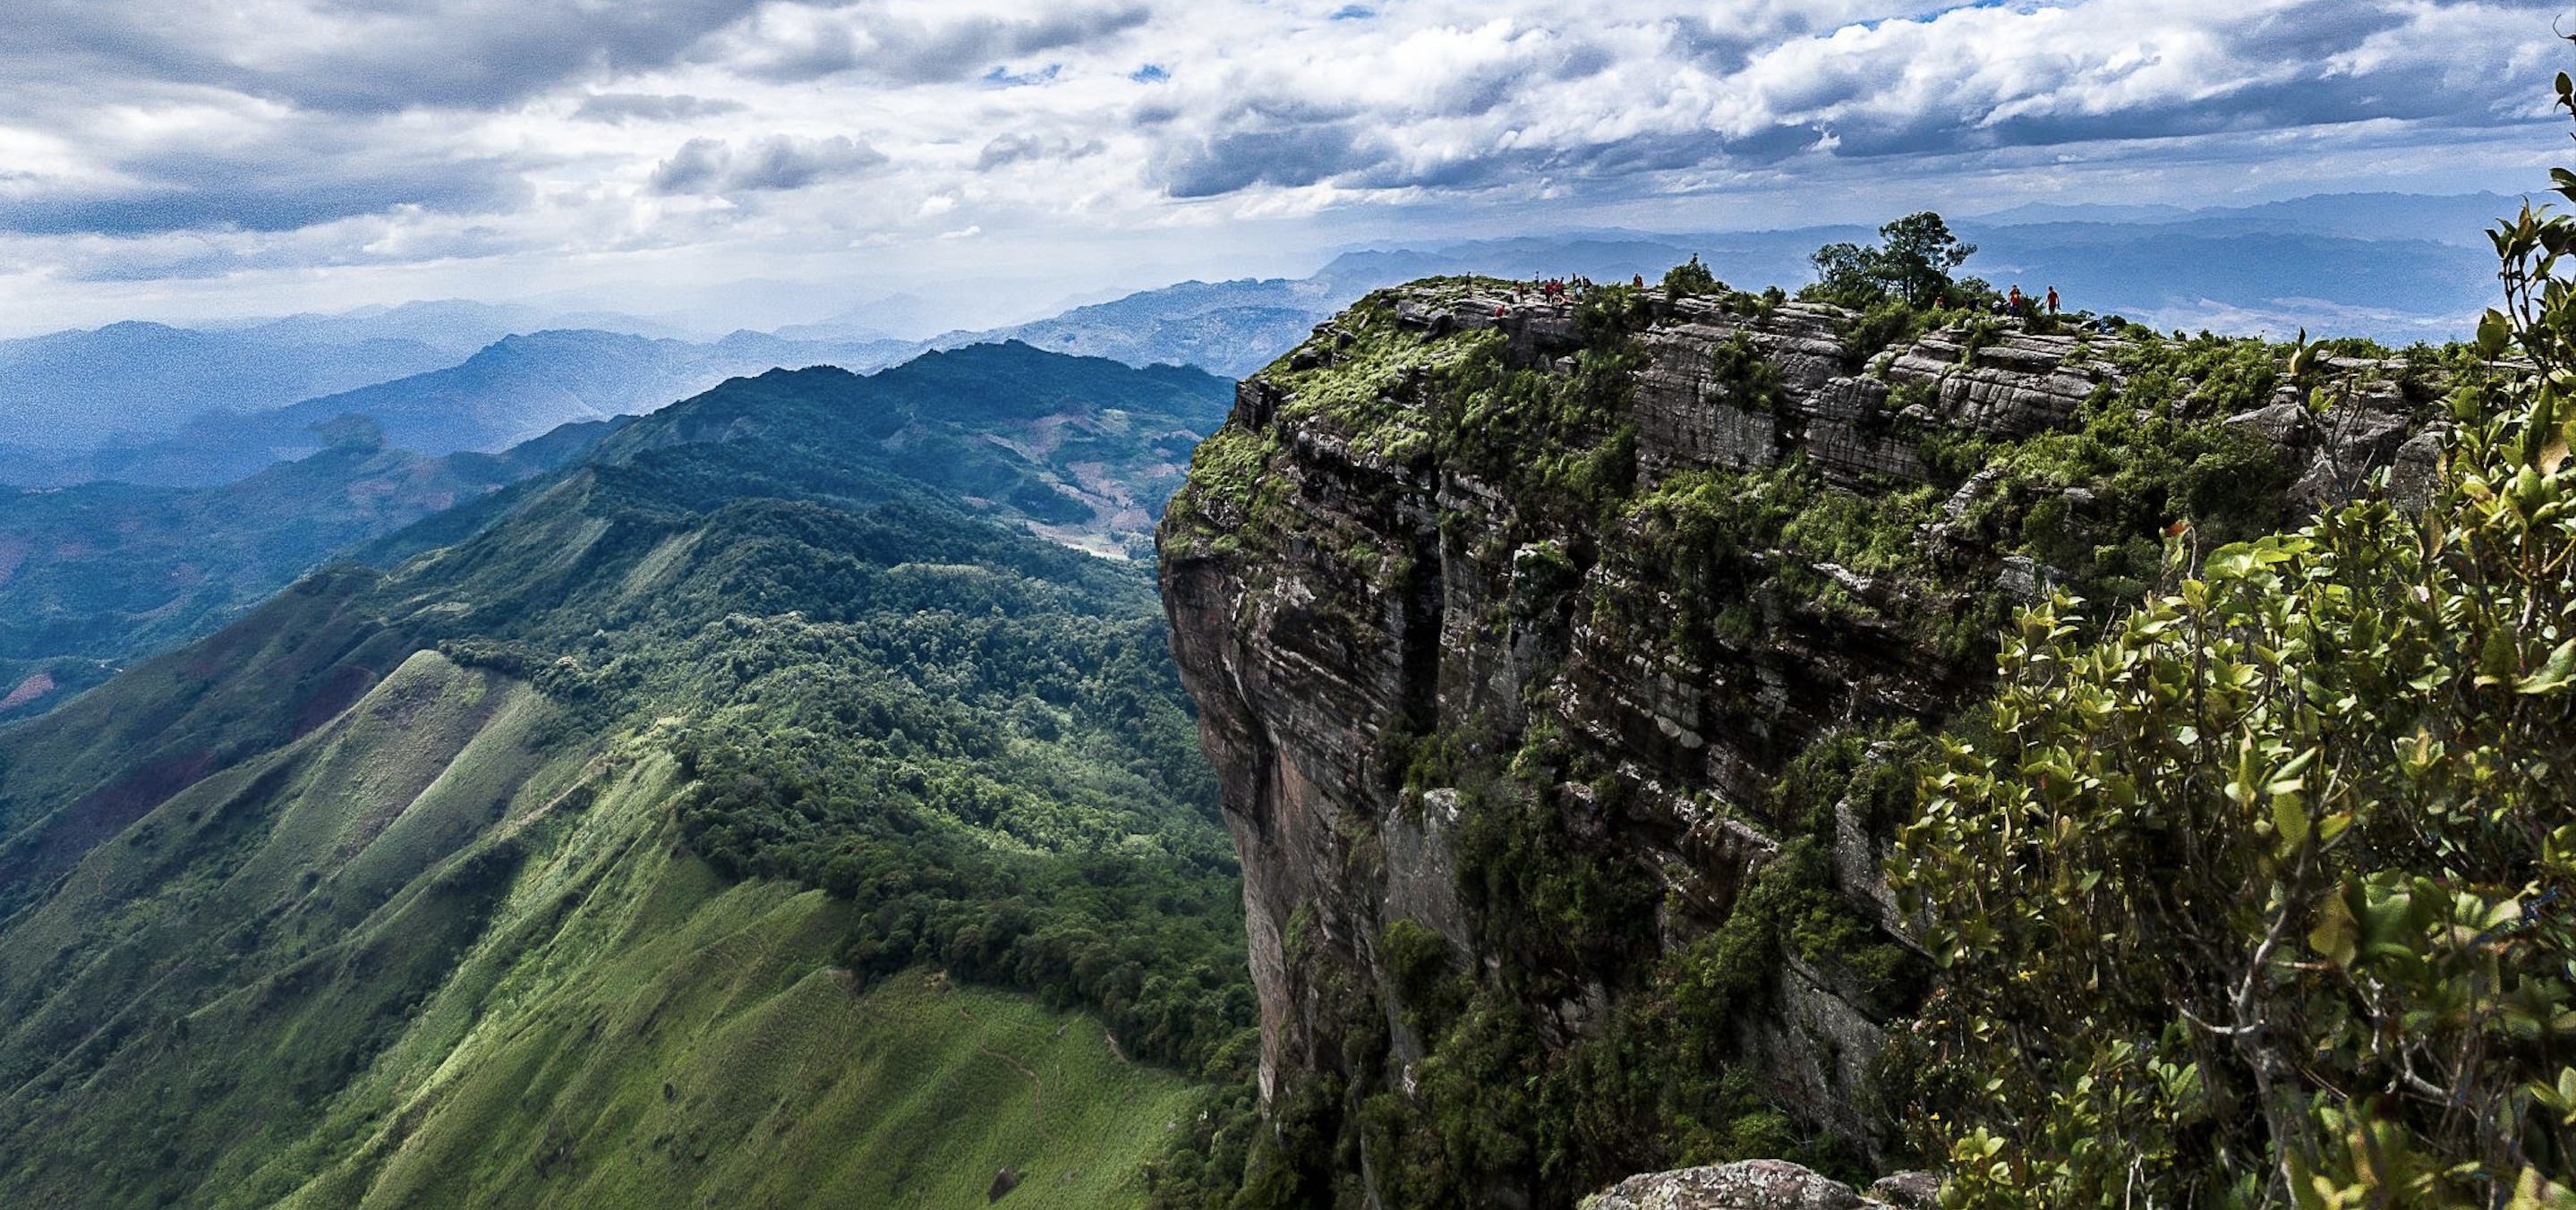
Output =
[{"x1": 1156, "y1": 278, "x2": 2444, "y2": 1206}]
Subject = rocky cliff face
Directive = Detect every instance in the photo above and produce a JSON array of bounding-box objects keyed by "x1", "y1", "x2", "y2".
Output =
[{"x1": 1156, "y1": 279, "x2": 2436, "y2": 1206}]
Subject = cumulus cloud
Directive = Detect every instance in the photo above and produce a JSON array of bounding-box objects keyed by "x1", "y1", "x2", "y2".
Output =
[
  {"x1": 648, "y1": 134, "x2": 889, "y2": 194},
  {"x1": 2, "y1": 0, "x2": 2571, "y2": 320},
  {"x1": 976, "y1": 132, "x2": 1108, "y2": 169},
  {"x1": 706, "y1": 3, "x2": 1155, "y2": 84},
  {"x1": 573, "y1": 92, "x2": 749, "y2": 124}
]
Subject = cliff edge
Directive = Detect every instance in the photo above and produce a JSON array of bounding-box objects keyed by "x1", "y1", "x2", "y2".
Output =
[{"x1": 1156, "y1": 277, "x2": 2444, "y2": 1207}]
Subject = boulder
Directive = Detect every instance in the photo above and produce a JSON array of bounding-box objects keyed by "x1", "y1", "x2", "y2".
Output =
[
  {"x1": 1866, "y1": 1171, "x2": 1943, "y2": 1208},
  {"x1": 1582, "y1": 1160, "x2": 1877, "y2": 1210}
]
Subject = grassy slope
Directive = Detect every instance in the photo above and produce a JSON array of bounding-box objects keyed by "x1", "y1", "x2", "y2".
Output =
[
  {"x1": 248, "y1": 746, "x2": 1196, "y2": 1210},
  {"x1": 0, "y1": 426, "x2": 612, "y2": 726},
  {"x1": 0, "y1": 642, "x2": 1198, "y2": 1210},
  {"x1": 0, "y1": 344, "x2": 1240, "y2": 1208}
]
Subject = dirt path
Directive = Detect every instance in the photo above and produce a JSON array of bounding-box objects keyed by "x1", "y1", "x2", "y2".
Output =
[{"x1": 956, "y1": 1001, "x2": 1047, "y2": 1141}]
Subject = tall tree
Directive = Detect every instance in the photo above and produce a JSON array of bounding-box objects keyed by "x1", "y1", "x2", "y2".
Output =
[
  {"x1": 1804, "y1": 212, "x2": 1976, "y2": 308},
  {"x1": 1874, "y1": 212, "x2": 1977, "y2": 308}
]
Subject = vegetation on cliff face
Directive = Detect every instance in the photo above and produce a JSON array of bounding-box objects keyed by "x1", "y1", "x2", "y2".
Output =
[
  {"x1": 1161, "y1": 198, "x2": 2480, "y2": 1204},
  {"x1": 1889, "y1": 86, "x2": 2576, "y2": 1210}
]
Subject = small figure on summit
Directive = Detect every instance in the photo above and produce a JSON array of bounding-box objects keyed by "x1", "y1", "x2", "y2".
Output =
[
  {"x1": 2046, "y1": 286, "x2": 2060, "y2": 315},
  {"x1": 2009, "y1": 285, "x2": 2025, "y2": 311}
]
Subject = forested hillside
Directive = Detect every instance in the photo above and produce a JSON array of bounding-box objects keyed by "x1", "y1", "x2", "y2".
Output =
[
  {"x1": 0, "y1": 340, "x2": 1227, "y2": 728},
  {"x1": 0, "y1": 343, "x2": 1252, "y2": 1207},
  {"x1": 0, "y1": 420, "x2": 617, "y2": 723}
]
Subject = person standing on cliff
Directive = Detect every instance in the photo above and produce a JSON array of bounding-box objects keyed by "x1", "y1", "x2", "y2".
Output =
[{"x1": 2046, "y1": 286, "x2": 2060, "y2": 315}]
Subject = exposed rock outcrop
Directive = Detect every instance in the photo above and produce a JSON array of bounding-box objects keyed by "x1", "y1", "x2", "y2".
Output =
[
  {"x1": 1158, "y1": 282, "x2": 2440, "y2": 1203},
  {"x1": 1582, "y1": 1161, "x2": 1883, "y2": 1210}
]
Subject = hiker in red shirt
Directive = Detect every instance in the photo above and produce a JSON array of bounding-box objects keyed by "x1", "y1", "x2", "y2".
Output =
[{"x1": 2046, "y1": 286, "x2": 2060, "y2": 315}]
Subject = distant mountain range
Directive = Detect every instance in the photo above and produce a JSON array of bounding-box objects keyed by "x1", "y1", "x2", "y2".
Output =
[
  {"x1": 0, "y1": 191, "x2": 2512, "y2": 495},
  {"x1": 0, "y1": 340, "x2": 1227, "y2": 723},
  {"x1": 3, "y1": 328, "x2": 914, "y2": 488},
  {"x1": 0, "y1": 419, "x2": 618, "y2": 721},
  {"x1": 908, "y1": 191, "x2": 2513, "y2": 379},
  {"x1": 0, "y1": 321, "x2": 461, "y2": 452}
]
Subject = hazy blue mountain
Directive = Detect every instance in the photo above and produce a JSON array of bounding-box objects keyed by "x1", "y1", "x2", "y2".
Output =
[
  {"x1": 0, "y1": 340, "x2": 1227, "y2": 723},
  {"x1": 0, "y1": 321, "x2": 459, "y2": 452},
  {"x1": 218, "y1": 298, "x2": 697, "y2": 358},
  {"x1": 0, "y1": 417, "x2": 618, "y2": 721},
  {"x1": 919, "y1": 277, "x2": 1348, "y2": 378},
  {"x1": 4, "y1": 328, "x2": 915, "y2": 488},
  {"x1": 0, "y1": 301, "x2": 737, "y2": 471}
]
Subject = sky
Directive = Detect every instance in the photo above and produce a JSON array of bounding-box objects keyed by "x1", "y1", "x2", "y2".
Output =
[{"x1": 2, "y1": 0, "x2": 2571, "y2": 336}]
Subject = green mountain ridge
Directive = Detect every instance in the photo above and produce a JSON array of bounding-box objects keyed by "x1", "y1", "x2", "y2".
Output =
[
  {"x1": 0, "y1": 342, "x2": 1250, "y2": 1207},
  {"x1": 0, "y1": 340, "x2": 1232, "y2": 726},
  {"x1": 0, "y1": 421, "x2": 619, "y2": 724}
]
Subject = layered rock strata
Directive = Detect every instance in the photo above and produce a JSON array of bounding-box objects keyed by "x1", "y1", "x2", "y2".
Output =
[{"x1": 1158, "y1": 282, "x2": 2431, "y2": 1198}]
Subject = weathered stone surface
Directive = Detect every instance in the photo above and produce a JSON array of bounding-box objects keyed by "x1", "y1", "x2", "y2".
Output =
[
  {"x1": 1158, "y1": 284, "x2": 2439, "y2": 1192},
  {"x1": 2387, "y1": 429, "x2": 2447, "y2": 514},
  {"x1": 1866, "y1": 1172, "x2": 1943, "y2": 1208},
  {"x1": 2290, "y1": 403, "x2": 2413, "y2": 507},
  {"x1": 1582, "y1": 1160, "x2": 1877, "y2": 1210},
  {"x1": 2224, "y1": 400, "x2": 2315, "y2": 447}
]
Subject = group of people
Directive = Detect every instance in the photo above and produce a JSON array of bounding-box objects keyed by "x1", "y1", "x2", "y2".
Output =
[
  {"x1": 1509, "y1": 272, "x2": 1656, "y2": 305},
  {"x1": 1947, "y1": 284, "x2": 2123, "y2": 333},
  {"x1": 1932, "y1": 285, "x2": 2061, "y2": 317},
  {"x1": 1519, "y1": 274, "x2": 1594, "y2": 302}
]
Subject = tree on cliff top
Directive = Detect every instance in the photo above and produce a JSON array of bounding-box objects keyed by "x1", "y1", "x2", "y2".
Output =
[
  {"x1": 1804, "y1": 212, "x2": 1976, "y2": 309},
  {"x1": 1889, "y1": 64, "x2": 2576, "y2": 1210}
]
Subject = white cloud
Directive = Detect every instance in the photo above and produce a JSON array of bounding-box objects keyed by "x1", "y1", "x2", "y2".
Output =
[{"x1": 0, "y1": 0, "x2": 2568, "y2": 328}]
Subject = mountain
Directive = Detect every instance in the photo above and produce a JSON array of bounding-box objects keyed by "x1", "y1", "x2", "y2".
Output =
[
  {"x1": 0, "y1": 321, "x2": 459, "y2": 452},
  {"x1": 1156, "y1": 279, "x2": 2455, "y2": 1203},
  {"x1": 0, "y1": 341, "x2": 1251, "y2": 1207},
  {"x1": 4, "y1": 328, "x2": 917, "y2": 488},
  {"x1": 216, "y1": 299, "x2": 699, "y2": 358},
  {"x1": 0, "y1": 418, "x2": 618, "y2": 724},
  {"x1": 898, "y1": 193, "x2": 2502, "y2": 385},
  {"x1": 923, "y1": 277, "x2": 1350, "y2": 379},
  {"x1": 0, "y1": 340, "x2": 1227, "y2": 728}
]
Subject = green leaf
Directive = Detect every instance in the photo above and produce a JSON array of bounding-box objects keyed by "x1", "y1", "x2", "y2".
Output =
[
  {"x1": 2273, "y1": 793, "x2": 2311, "y2": 856},
  {"x1": 2519, "y1": 637, "x2": 2576, "y2": 695},
  {"x1": 2309, "y1": 892, "x2": 2358, "y2": 968}
]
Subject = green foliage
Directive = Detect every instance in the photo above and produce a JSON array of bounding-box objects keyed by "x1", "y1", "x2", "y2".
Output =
[
  {"x1": 1710, "y1": 332, "x2": 1785, "y2": 413},
  {"x1": 1664, "y1": 255, "x2": 1724, "y2": 298},
  {"x1": 1845, "y1": 301, "x2": 1939, "y2": 368},
  {"x1": 1431, "y1": 328, "x2": 1645, "y2": 521},
  {"x1": 1255, "y1": 285, "x2": 1514, "y2": 463},
  {"x1": 1805, "y1": 213, "x2": 1979, "y2": 309},
  {"x1": 1891, "y1": 110, "x2": 2576, "y2": 1205}
]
